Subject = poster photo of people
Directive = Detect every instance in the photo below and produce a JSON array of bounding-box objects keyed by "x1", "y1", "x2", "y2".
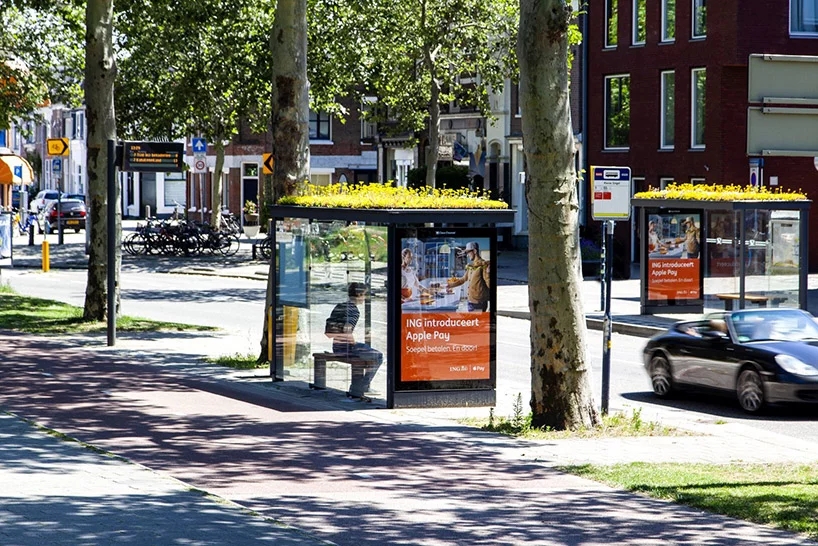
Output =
[
  {"x1": 646, "y1": 211, "x2": 702, "y2": 303},
  {"x1": 395, "y1": 227, "x2": 496, "y2": 386}
]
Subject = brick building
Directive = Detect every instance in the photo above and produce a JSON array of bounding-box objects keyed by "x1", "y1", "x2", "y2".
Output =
[{"x1": 586, "y1": 0, "x2": 818, "y2": 273}]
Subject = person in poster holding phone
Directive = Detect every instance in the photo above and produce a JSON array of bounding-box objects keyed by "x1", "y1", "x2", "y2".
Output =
[{"x1": 447, "y1": 241, "x2": 490, "y2": 312}]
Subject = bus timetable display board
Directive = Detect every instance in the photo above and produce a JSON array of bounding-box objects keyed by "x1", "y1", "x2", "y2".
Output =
[
  {"x1": 122, "y1": 141, "x2": 185, "y2": 173},
  {"x1": 394, "y1": 226, "x2": 496, "y2": 392}
]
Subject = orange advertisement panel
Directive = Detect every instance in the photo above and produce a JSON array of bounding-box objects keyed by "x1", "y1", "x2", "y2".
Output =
[
  {"x1": 647, "y1": 259, "x2": 701, "y2": 300},
  {"x1": 645, "y1": 210, "x2": 703, "y2": 304},
  {"x1": 401, "y1": 312, "x2": 491, "y2": 381},
  {"x1": 396, "y1": 228, "x2": 495, "y2": 388}
]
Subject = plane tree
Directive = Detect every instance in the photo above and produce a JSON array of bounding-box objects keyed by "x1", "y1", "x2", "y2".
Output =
[
  {"x1": 114, "y1": 0, "x2": 275, "y2": 228},
  {"x1": 306, "y1": 0, "x2": 517, "y2": 188},
  {"x1": 518, "y1": 1, "x2": 599, "y2": 429}
]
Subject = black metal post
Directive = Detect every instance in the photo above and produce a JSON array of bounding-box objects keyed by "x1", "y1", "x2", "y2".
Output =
[
  {"x1": 600, "y1": 221, "x2": 607, "y2": 312},
  {"x1": 107, "y1": 139, "x2": 117, "y2": 346},
  {"x1": 601, "y1": 220, "x2": 614, "y2": 414},
  {"x1": 57, "y1": 183, "x2": 64, "y2": 245}
]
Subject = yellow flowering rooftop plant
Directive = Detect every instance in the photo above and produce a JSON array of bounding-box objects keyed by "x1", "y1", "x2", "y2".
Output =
[
  {"x1": 634, "y1": 182, "x2": 808, "y2": 201},
  {"x1": 278, "y1": 182, "x2": 509, "y2": 209}
]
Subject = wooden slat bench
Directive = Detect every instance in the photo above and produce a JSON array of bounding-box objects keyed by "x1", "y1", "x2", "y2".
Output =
[
  {"x1": 310, "y1": 352, "x2": 372, "y2": 391},
  {"x1": 715, "y1": 293, "x2": 787, "y2": 310}
]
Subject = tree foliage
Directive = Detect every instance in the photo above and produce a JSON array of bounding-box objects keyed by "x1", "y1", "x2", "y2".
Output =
[
  {"x1": 307, "y1": 0, "x2": 518, "y2": 187},
  {"x1": 0, "y1": 2, "x2": 84, "y2": 129},
  {"x1": 115, "y1": 0, "x2": 275, "y2": 224}
]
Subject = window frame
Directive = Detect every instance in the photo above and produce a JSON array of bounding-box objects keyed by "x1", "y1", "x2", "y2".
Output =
[
  {"x1": 659, "y1": 177, "x2": 675, "y2": 189},
  {"x1": 690, "y1": 68, "x2": 706, "y2": 149},
  {"x1": 692, "y1": 0, "x2": 706, "y2": 39},
  {"x1": 604, "y1": 73, "x2": 631, "y2": 150},
  {"x1": 633, "y1": 0, "x2": 646, "y2": 45},
  {"x1": 660, "y1": 70, "x2": 675, "y2": 150},
  {"x1": 309, "y1": 110, "x2": 332, "y2": 142},
  {"x1": 790, "y1": 0, "x2": 818, "y2": 35},
  {"x1": 661, "y1": 0, "x2": 676, "y2": 42},
  {"x1": 605, "y1": 0, "x2": 619, "y2": 48}
]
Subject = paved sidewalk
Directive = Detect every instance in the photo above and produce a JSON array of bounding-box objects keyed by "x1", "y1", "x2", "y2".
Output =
[{"x1": 2, "y1": 229, "x2": 818, "y2": 545}]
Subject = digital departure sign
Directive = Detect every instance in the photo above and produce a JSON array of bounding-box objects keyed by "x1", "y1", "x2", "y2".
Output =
[{"x1": 122, "y1": 141, "x2": 184, "y2": 173}]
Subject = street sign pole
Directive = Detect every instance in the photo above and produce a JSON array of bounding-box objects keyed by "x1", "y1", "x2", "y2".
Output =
[
  {"x1": 590, "y1": 165, "x2": 632, "y2": 415},
  {"x1": 107, "y1": 139, "x2": 117, "y2": 346},
  {"x1": 601, "y1": 220, "x2": 614, "y2": 414}
]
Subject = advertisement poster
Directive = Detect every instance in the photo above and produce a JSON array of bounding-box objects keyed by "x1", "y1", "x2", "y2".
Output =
[
  {"x1": 646, "y1": 211, "x2": 702, "y2": 302},
  {"x1": 397, "y1": 228, "x2": 494, "y2": 385}
]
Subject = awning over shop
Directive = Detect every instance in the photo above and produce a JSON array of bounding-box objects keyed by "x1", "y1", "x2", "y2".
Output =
[{"x1": 0, "y1": 147, "x2": 34, "y2": 185}]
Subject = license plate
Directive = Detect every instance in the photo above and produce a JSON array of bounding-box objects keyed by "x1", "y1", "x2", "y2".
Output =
[{"x1": 67, "y1": 220, "x2": 80, "y2": 226}]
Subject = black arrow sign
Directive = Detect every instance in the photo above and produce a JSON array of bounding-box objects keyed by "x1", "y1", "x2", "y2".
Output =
[{"x1": 263, "y1": 153, "x2": 275, "y2": 174}]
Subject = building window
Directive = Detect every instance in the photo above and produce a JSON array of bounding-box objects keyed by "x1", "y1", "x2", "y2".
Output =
[
  {"x1": 791, "y1": 0, "x2": 818, "y2": 34},
  {"x1": 692, "y1": 0, "x2": 706, "y2": 38},
  {"x1": 633, "y1": 0, "x2": 646, "y2": 44},
  {"x1": 71, "y1": 110, "x2": 85, "y2": 140},
  {"x1": 660, "y1": 71, "x2": 675, "y2": 149},
  {"x1": 691, "y1": 68, "x2": 706, "y2": 148},
  {"x1": 662, "y1": 0, "x2": 676, "y2": 41},
  {"x1": 605, "y1": 74, "x2": 630, "y2": 149},
  {"x1": 690, "y1": 177, "x2": 705, "y2": 185},
  {"x1": 605, "y1": 0, "x2": 618, "y2": 47},
  {"x1": 309, "y1": 110, "x2": 331, "y2": 141},
  {"x1": 659, "y1": 177, "x2": 674, "y2": 189}
]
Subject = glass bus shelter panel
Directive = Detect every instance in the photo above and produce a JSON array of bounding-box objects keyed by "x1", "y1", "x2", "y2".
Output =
[
  {"x1": 298, "y1": 220, "x2": 388, "y2": 396},
  {"x1": 762, "y1": 209, "x2": 800, "y2": 307},
  {"x1": 703, "y1": 209, "x2": 741, "y2": 309}
]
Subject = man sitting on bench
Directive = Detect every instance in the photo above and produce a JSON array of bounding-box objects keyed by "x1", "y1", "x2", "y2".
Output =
[{"x1": 325, "y1": 282, "x2": 383, "y2": 398}]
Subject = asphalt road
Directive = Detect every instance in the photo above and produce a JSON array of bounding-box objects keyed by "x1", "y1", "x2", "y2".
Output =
[{"x1": 3, "y1": 266, "x2": 818, "y2": 441}]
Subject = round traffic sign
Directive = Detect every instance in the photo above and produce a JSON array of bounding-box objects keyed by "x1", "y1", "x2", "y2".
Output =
[{"x1": 195, "y1": 159, "x2": 206, "y2": 171}]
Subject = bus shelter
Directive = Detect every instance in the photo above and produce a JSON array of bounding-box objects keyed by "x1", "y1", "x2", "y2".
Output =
[
  {"x1": 632, "y1": 198, "x2": 810, "y2": 315},
  {"x1": 268, "y1": 205, "x2": 515, "y2": 409}
]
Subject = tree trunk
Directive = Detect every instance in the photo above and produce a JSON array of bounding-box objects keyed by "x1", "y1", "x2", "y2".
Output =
[
  {"x1": 424, "y1": 74, "x2": 441, "y2": 189},
  {"x1": 210, "y1": 139, "x2": 225, "y2": 227},
  {"x1": 518, "y1": 0, "x2": 599, "y2": 430},
  {"x1": 270, "y1": 0, "x2": 310, "y2": 202},
  {"x1": 261, "y1": 0, "x2": 310, "y2": 362},
  {"x1": 83, "y1": 0, "x2": 119, "y2": 321}
]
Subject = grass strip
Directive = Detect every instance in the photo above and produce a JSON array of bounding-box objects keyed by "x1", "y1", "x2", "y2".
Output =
[
  {"x1": 0, "y1": 287, "x2": 216, "y2": 335},
  {"x1": 564, "y1": 462, "x2": 818, "y2": 540},
  {"x1": 206, "y1": 352, "x2": 269, "y2": 370}
]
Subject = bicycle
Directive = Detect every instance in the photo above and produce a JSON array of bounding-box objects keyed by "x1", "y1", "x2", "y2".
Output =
[{"x1": 12, "y1": 209, "x2": 39, "y2": 236}]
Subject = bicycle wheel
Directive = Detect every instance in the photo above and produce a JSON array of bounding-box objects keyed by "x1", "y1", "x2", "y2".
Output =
[
  {"x1": 124, "y1": 233, "x2": 147, "y2": 255},
  {"x1": 258, "y1": 237, "x2": 273, "y2": 260},
  {"x1": 218, "y1": 233, "x2": 241, "y2": 256}
]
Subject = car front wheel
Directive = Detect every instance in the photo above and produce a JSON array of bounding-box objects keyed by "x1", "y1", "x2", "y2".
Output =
[
  {"x1": 649, "y1": 354, "x2": 673, "y2": 397},
  {"x1": 737, "y1": 368, "x2": 765, "y2": 413}
]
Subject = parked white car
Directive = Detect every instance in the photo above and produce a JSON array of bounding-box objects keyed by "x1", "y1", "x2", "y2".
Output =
[{"x1": 31, "y1": 190, "x2": 63, "y2": 213}]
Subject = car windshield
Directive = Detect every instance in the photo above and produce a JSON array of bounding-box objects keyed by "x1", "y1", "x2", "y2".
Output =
[{"x1": 728, "y1": 309, "x2": 818, "y2": 342}]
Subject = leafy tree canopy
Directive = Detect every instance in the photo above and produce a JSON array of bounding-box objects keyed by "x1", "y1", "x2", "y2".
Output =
[{"x1": 0, "y1": 2, "x2": 84, "y2": 129}]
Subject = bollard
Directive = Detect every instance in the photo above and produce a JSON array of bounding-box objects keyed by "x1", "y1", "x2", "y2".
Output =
[
  {"x1": 42, "y1": 240, "x2": 50, "y2": 272},
  {"x1": 145, "y1": 205, "x2": 151, "y2": 218},
  {"x1": 28, "y1": 224, "x2": 34, "y2": 246}
]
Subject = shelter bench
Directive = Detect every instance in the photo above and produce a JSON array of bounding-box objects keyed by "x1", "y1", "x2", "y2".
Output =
[
  {"x1": 310, "y1": 352, "x2": 373, "y2": 391},
  {"x1": 715, "y1": 293, "x2": 786, "y2": 310}
]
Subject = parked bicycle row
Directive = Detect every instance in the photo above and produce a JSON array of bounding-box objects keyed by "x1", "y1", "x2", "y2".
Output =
[{"x1": 123, "y1": 217, "x2": 241, "y2": 257}]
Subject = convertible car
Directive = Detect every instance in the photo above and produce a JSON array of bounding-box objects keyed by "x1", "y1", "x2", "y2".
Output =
[{"x1": 643, "y1": 308, "x2": 818, "y2": 413}]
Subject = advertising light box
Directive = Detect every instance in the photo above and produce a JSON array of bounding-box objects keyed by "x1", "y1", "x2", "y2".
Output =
[{"x1": 394, "y1": 227, "x2": 496, "y2": 392}]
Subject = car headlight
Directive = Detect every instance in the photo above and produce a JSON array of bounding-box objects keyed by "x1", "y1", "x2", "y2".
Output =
[{"x1": 775, "y1": 354, "x2": 818, "y2": 376}]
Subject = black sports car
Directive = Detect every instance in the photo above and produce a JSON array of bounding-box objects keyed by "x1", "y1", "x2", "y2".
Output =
[{"x1": 643, "y1": 308, "x2": 818, "y2": 413}]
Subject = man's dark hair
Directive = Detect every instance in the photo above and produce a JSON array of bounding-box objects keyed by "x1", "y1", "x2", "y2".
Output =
[{"x1": 348, "y1": 282, "x2": 368, "y2": 298}]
